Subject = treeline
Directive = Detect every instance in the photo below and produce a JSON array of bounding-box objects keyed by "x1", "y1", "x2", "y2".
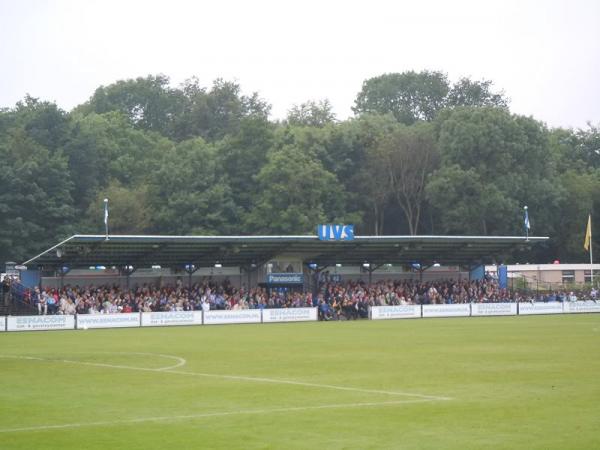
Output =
[{"x1": 0, "y1": 71, "x2": 598, "y2": 264}]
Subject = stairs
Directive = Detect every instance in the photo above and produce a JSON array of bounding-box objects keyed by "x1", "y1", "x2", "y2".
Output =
[{"x1": 3, "y1": 282, "x2": 37, "y2": 316}]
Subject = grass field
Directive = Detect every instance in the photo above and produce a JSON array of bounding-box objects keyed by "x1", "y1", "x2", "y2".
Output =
[{"x1": 1, "y1": 314, "x2": 599, "y2": 449}]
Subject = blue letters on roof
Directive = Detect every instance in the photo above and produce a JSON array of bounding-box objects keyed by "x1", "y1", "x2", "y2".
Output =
[{"x1": 317, "y1": 225, "x2": 354, "y2": 241}]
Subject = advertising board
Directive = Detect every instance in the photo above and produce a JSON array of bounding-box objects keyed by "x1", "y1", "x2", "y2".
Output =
[
  {"x1": 141, "y1": 311, "x2": 202, "y2": 327},
  {"x1": 471, "y1": 302, "x2": 517, "y2": 316},
  {"x1": 7, "y1": 315, "x2": 75, "y2": 331},
  {"x1": 370, "y1": 305, "x2": 421, "y2": 320},
  {"x1": 203, "y1": 309, "x2": 261, "y2": 325},
  {"x1": 422, "y1": 304, "x2": 471, "y2": 318},
  {"x1": 77, "y1": 313, "x2": 140, "y2": 329},
  {"x1": 262, "y1": 307, "x2": 318, "y2": 323},
  {"x1": 518, "y1": 302, "x2": 564, "y2": 315},
  {"x1": 563, "y1": 301, "x2": 600, "y2": 314}
]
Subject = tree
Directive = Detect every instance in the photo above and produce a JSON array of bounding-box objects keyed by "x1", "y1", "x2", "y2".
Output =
[
  {"x1": 373, "y1": 123, "x2": 440, "y2": 235},
  {"x1": 64, "y1": 112, "x2": 173, "y2": 211},
  {"x1": 171, "y1": 78, "x2": 271, "y2": 141},
  {"x1": 286, "y1": 100, "x2": 336, "y2": 127},
  {"x1": 428, "y1": 107, "x2": 563, "y2": 246},
  {"x1": 245, "y1": 142, "x2": 350, "y2": 234},
  {"x1": 551, "y1": 170, "x2": 600, "y2": 260},
  {"x1": 147, "y1": 138, "x2": 239, "y2": 235},
  {"x1": 353, "y1": 71, "x2": 449, "y2": 124},
  {"x1": 12, "y1": 95, "x2": 71, "y2": 153},
  {"x1": 0, "y1": 129, "x2": 75, "y2": 262},
  {"x1": 354, "y1": 72, "x2": 510, "y2": 125},
  {"x1": 426, "y1": 165, "x2": 517, "y2": 235},
  {"x1": 446, "y1": 78, "x2": 509, "y2": 109},
  {"x1": 75, "y1": 74, "x2": 182, "y2": 137},
  {"x1": 216, "y1": 116, "x2": 275, "y2": 214},
  {"x1": 83, "y1": 181, "x2": 152, "y2": 235}
]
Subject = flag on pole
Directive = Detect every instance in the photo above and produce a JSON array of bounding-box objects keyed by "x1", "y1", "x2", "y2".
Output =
[
  {"x1": 584, "y1": 214, "x2": 592, "y2": 251},
  {"x1": 524, "y1": 206, "x2": 530, "y2": 231},
  {"x1": 103, "y1": 198, "x2": 109, "y2": 240}
]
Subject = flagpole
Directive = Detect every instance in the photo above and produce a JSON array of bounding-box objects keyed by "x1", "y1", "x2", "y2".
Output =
[
  {"x1": 524, "y1": 206, "x2": 529, "y2": 240},
  {"x1": 104, "y1": 198, "x2": 109, "y2": 241},
  {"x1": 590, "y1": 218, "x2": 594, "y2": 287}
]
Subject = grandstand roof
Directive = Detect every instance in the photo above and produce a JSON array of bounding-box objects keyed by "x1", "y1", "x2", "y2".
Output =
[{"x1": 23, "y1": 234, "x2": 548, "y2": 270}]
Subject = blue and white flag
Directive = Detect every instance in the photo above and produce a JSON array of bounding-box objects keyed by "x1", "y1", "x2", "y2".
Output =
[
  {"x1": 524, "y1": 207, "x2": 530, "y2": 231},
  {"x1": 104, "y1": 199, "x2": 109, "y2": 225}
]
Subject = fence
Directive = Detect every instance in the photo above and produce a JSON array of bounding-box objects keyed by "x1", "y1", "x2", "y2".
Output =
[{"x1": 1, "y1": 301, "x2": 599, "y2": 332}]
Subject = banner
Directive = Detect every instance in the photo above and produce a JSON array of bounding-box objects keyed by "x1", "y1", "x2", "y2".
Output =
[
  {"x1": 563, "y1": 301, "x2": 600, "y2": 314},
  {"x1": 141, "y1": 311, "x2": 202, "y2": 327},
  {"x1": 471, "y1": 302, "x2": 517, "y2": 316},
  {"x1": 7, "y1": 315, "x2": 75, "y2": 332},
  {"x1": 0, "y1": 316, "x2": 5, "y2": 331},
  {"x1": 266, "y1": 273, "x2": 304, "y2": 285},
  {"x1": 498, "y1": 265, "x2": 508, "y2": 289},
  {"x1": 262, "y1": 307, "x2": 318, "y2": 323},
  {"x1": 77, "y1": 313, "x2": 140, "y2": 329},
  {"x1": 422, "y1": 304, "x2": 471, "y2": 318},
  {"x1": 370, "y1": 305, "x2": 421, "y2": 320},
  {"x1": 204, "y1": 309, "x2": 261, "y2": 325},
  {"x1": 317, "y1": 224, "x2": 354, "y2": 241},
  {"x1": 518, "y1": 302, "x2": 563, "y2": 315}
]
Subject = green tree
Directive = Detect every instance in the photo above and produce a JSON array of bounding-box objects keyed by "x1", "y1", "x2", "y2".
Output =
[
  {"x1": 75, "y1": 74, "x2": 182, "y2": 137},
  {"x1": 426, "y1": 165, "x2": 517, "y2": 235},
  {"x1": 11, "y1": 95, "x2": 71, "y2": 153},
  {"x1": 65, "y1": 112, "x2": 173, "y2": 211},
  {"x1": 428, "y1": 107, "x2": 563, "y2": 249},
  {"x1": 0, "y1": 129, "x2": 75, "y2": 262},
  {"x1": 171, "y1": 78, "x2": 271, "y2": 141},
  {"x1": 245, "y1": 142, "x2": 350, "y2": 234},
  {"x1": 353, "y1": 71, "x2": 449, "y2": 124},
  {"x1": 286, "y1": 100, "x2": 336, "y2": 127},
  {"x1": 83, "y1": 181, "x2": 152, "y2": 235},
  {"x1": 446, "y1": 78, "x2": 508, "y2": 109},
  {"x1": 552, "y1": 170, "x2": 600, "y2": 260},
  {"x1": 216, "y1": 116, "x2": 275, "y2": 214},
  {"x1": 147, "y1": 138, "x2": 238, "y2": 235},
  {"x1": 372, "y1": 123, "x2": 440, "y2": 235}
]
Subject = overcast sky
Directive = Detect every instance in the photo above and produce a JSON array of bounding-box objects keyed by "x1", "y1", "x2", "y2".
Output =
[{"x1": 1, "y1": 0, "x2": 599, "y2": 129}]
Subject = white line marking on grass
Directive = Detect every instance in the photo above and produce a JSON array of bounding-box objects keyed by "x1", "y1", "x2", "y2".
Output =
[
  {"x1": 0, "y1": 352, "x2": 186, "y2": 371},
  {"x1": 0, "y1": 399, "x2": 435, "y2": 434},
  {"x1": 166, "y1": 369, "x2": 452, "y2": 401},
  {"x1": 0, "y1": 354, "x2": 451, "y2": 401}
]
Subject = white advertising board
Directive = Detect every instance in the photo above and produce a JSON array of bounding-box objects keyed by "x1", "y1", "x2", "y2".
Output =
[
  {"x1": 77, "y1": 313, "x2": 140, "y2": 329},
  {"x1": 141, "y1": 311, "x2": 202, "y2": 327},
  {"x1": 422, "y1": 303, "x2": 471, "y2": 318},
  {"x1": 563, "y1": 301, "x2": 600, "y2": 314},
  {"x1": 7, "y1": 315, "x2": 75, "y2": 332},
  {"x1": 518, "y1": 302, "x2": 564, "y2": 315},
  {"x1": 370, "y1": 305, "x2": 421, "y2": 320},
  {"x1": 0, "y1": 316, "x2": 5, "y2": 331},
  {"x1": 471, "y1": 302, "x2": 517, "y2": 317},
  {"x1": 262, "y1": 307, "x2": 318, "y2": 323},
  {"x1": 203, "y1": 309, "x2": 261, "y2": 325}
]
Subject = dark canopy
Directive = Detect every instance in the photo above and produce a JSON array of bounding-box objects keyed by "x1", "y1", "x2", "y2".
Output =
[{"x1": 23, "y1": 234, "x2": 548, "y2": 270}]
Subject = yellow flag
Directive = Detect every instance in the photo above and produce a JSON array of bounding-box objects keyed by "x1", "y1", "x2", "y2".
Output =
[{"x1": 584, "y1": 215, "x2": 592, "y2": 251}]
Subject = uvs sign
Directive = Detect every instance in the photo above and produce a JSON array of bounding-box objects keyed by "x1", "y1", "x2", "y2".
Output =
[{"x1": 317, "y1": 224, "x2": 354, "y2": 241}]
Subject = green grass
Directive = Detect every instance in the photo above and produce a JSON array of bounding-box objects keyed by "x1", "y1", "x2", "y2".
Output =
[{"x1": 1, "y1": 315, "x2": 599, "y2": 449}]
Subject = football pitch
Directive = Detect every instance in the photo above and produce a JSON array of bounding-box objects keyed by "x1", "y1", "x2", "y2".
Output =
[{"x1": 1, "y1": 314, "x2": 599, "y2": 449}]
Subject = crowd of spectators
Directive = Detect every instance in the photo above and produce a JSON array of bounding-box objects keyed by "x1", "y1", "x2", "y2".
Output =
[
  {"x1": 26, "y1": 278, "x2": 312, "y2": 316},
  {"x1": 19, "y1": 276, "x2": 597, "y2": 319}
]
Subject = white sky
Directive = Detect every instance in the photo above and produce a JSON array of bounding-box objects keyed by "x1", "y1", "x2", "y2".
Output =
[{"x1": 1, "y1": 0, "x2": 599, "y2": 129}]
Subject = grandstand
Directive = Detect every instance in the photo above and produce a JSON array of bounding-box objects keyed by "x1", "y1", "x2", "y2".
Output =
[{"x1": 6, "y1": 231, "x2": 573, "y2": 319}]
